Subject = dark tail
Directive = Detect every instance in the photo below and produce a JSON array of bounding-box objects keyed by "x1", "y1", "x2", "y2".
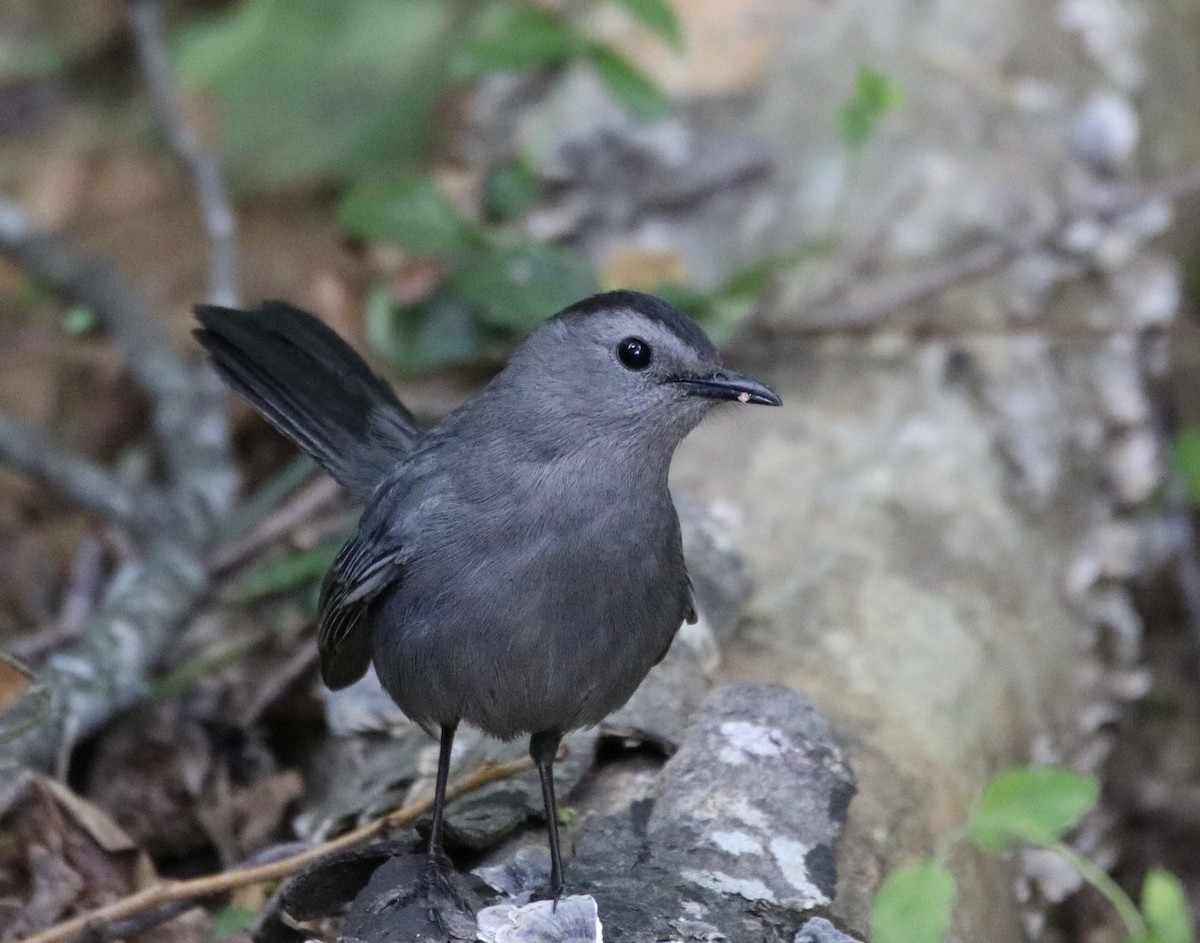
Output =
[{"x1": 194, "y1": 302, "x2": 421, "y2": 502}]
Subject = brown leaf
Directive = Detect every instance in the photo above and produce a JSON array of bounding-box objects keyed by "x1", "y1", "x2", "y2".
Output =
[
  {"x1": 39, "y1": 776, "x2": 139, "y2": 856},
  {"x1": 0, "y1": 657, "x2": 29, "y2": 714}
]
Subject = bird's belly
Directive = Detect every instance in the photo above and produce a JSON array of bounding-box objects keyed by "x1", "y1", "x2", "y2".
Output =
[{"x1": 370, "y1": 522, "x2": 687, "y2": 739}]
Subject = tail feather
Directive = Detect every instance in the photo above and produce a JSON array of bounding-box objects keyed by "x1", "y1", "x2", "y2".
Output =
[{"x1": 194, "y1": 302, "x2": 421, "y2": 501}]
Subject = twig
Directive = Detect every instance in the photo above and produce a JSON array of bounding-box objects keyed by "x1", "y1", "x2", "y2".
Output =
[
  {"x1": 0, "y1": 197, "x2": 236, "y2": 520},
  {"x1": 10, "y1": 536, "x2": 105, "y2": 661},
  {"x1": 209, "y1": 476, "x2": 344, "y2": 576},
  {"x1": 128, "y1": 0, "x2": 239, "y2": 308},
  {"x1": 0, "y1": 415, "x2": 178, "y2": 532},
  {"x1": 755, "y1": 168, "x2": 1200, "y2": 338},
  {"x1": 79, "y1": 901, "x2": 199, "y2": 943},
  {"x1": 13, "y1": 755, "x2": 536, "y2": 943}
]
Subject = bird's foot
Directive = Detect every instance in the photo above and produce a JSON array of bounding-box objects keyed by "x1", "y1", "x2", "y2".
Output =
[
  {"x1": 388, "y1": 853, "x2": 476, "y2": 931},
  {"x1": 530, "y1": 878, "x2": 567, "y2": 912}
]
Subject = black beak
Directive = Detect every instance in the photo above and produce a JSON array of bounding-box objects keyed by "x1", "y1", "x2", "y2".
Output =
[{"x1": 671, "y1": 369, "x2": 782, "y2": 407}]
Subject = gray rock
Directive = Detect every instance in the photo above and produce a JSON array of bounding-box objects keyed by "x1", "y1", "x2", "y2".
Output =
[
  {"x1": 474, "y1": 845, "x2": 553, "y2": 906},
  {"x1": 678, "y1": 496, "x2": 756, "y2": 644},
  {"x1": 477, "y1": 896, "x2": 602, "y2": 943},
  {"x1": 648, "y1": 684, "x2": 854, "y2": 913},
  {"x1": 340, "y1": 854, "x2": 481, "y2": 942},
  {"x1": 794, "y1": 916, "x2": 864, "y2": 943},
  {"x1": 564, "y1": 683, "x2": 853, "y2": 942}
]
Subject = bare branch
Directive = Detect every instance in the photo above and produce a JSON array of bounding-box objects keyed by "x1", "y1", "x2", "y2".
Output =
[
  {"x1": 10, "y1": 537, "x2": 105, "y2": 661},
  {"x1": 0, "y1": 197, "x2": 237, "y2": 519},
  {"x1": 13, "y1": 754, "x2": 536, "y2": 943},
  {"x1": 128, "y1": 0, "x2": 239, "y2": 308},
  {"x1": 0, "y1": 414, "x2": 178, "y2": 531},
  {"x1": 209, "y1": 476, "x2": 344, "y2": 575},
  {"x1": 758, "y1": 168, "x2": 1200, "y2": 337}
]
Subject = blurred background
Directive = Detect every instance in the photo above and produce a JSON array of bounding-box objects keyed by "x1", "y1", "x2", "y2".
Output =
[{"x1": 2, "y1": 1, "x2": 1200, "y2": 941}]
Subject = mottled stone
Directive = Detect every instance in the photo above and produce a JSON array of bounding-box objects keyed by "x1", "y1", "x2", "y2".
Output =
[
  {"x1": 477, "y1": 896, "x2": 602, "y2": 943},
  {"x1": 649, "y1": 684, "x2": 854, "y2": 913},
  {"x1": 794, "y1": 916, "x2": 865, "y2": 943}
]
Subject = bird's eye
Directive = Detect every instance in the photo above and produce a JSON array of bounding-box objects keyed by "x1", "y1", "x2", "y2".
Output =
[{"x1": 617, "y1": 337, "x2": 652, "y2": 370}]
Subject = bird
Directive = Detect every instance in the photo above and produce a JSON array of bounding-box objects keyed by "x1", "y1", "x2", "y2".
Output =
[{"x1": 194, "y1": 290, "x2": 780, "y2": 905}]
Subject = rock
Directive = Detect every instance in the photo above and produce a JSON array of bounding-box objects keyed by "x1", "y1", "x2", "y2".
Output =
[
  {"x1": 648, "y1": 684, "x2": 854, "y2": 913},
  {"x1": 477, "y1": 896, "x2": 602, "y2": 943},
  {"x1": 794, "y1": 916, "x2": 865, "y2": 943},
  {"x1": 679, "y1": 496, "x2": 757, "y2": 645},
  {"x1": 565, "y1": 683, "x2": 853, "y2": 942},
  {"x1": 1069, "y1": 89, "x2": 1140, "y2": 171},
  {"x1": 340, "y1": 854, "x2": 481, "y2": 943}
]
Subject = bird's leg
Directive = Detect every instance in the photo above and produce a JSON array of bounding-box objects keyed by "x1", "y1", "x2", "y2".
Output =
[
  {"x1": 390, "y1": 721, "x2": 472, "y2": 926},
  {"x1": 428, "y1": 721, "x2": 458, "y2": 865},
  {"x1": 529, "y1": 729, "x2": 566, "y2": 906}
]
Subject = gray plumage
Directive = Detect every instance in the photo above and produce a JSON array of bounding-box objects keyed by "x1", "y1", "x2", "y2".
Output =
[{"x1": 194, "y1": 290, "x2": 780, "y2": 901}]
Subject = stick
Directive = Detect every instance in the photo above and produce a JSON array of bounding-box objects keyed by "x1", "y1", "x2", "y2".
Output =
[
  {"x1": 13, "y1": 755, "x2": 535, "y2": 943},
  {"x1": 0, "y1": 415, "x2": 177, "y2": 531},
  {"x1": 128, "y1": 0, "x2": 239, "y2": 308},
  {"x1": 0, "y1": 197, "x2": 236, "y2": 519}
]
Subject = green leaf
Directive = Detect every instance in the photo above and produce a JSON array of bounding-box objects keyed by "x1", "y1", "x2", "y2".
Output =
[
  {"x1": 1173, "y1": 430, "x2": 1200, "y2": 505},
  {"x1": 175, "y1": 0, "x2": 453, "y2": 188},
  {"x1": 209, "y1": 905, "x2": 258, "y2": 941},
  {"x1": 854, "y1": 66, "x2": 904, "y2": 113},
  {"x1": 1143, "y1": 869, "x2": 1194, "y2": 943},
  {"x1": 838, "y1": 65, "x2": 903, "y2": 151},
  {"x1": 838, "y1": 104, "x2": 872, "y2": 149},
  {"x1": 454, "y1": 4, "x2": 580, "y2": 78},
  {"x1": 338, "y1": 177, "x2": 476, "y2": 254},
  {"x1": 968, "y1": 767, "x2": 1099, "y2": 851},
  {"x1": 586, "y1": 44, "x2": 670, "y2": 119},
  {"x1": 871, "y1": 860, "x2": 956, "y2": 943},
  {"x1": 610, "y1": 0, "x2": 683, "y2": 48},
  {"x1": 367, "y1": 287, "x2": 495, "y2": 372},
  {"x1": 484, "y1": 158, "x2": 540, "y2": 223},
  {"x1": 448, "y1": 244, "x2": 599, "y2": 332}
]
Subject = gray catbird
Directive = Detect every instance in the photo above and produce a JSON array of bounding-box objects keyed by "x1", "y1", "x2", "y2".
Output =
[{"x1": 194, "y1": 291, "x2": 779, "y2": 902}]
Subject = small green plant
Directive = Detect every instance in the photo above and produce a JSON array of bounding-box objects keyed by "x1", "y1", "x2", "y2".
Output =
[
  {"x1": 839, "y1": 66, "x2": 903, "y2": 152},
  {"x1": 1172, "y1": 429, "x2": 1200, "y2": 505},
  {"x1": 871, "y1": 766, "x2": 1194, "y2": 943}
]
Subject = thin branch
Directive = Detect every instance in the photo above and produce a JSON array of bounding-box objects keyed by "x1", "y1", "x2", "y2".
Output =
[
  {"x1": 11, "y1": 536, "x2": 105, "y2": 661},
  {"x1": 128, "y1": 0, "x2": 239, "y2": 308},
  {"x1": 208, "y1": 476, "x2": 344, "y2": 576},
  {"x1": 0, "y1": 197, "x2": 237, "y2": 520},
  {"x1": 13, "y1": 755, "x2": 536, "y2": 943},
  {"x1": 0, "y1": 415, "x2": 178, "y2": 531},
  {"x1": 756, "y1": 167, "x2": 1200, "y2": 337}
]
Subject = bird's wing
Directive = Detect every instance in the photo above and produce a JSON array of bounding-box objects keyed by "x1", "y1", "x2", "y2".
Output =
[{"x1": 317, "y1": 528, "x2": 404, "y2": 690}]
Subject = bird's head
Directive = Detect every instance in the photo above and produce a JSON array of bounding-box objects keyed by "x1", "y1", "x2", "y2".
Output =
[{"x1": 500, "y1": 291, "x2": 781, "y2": 453}]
